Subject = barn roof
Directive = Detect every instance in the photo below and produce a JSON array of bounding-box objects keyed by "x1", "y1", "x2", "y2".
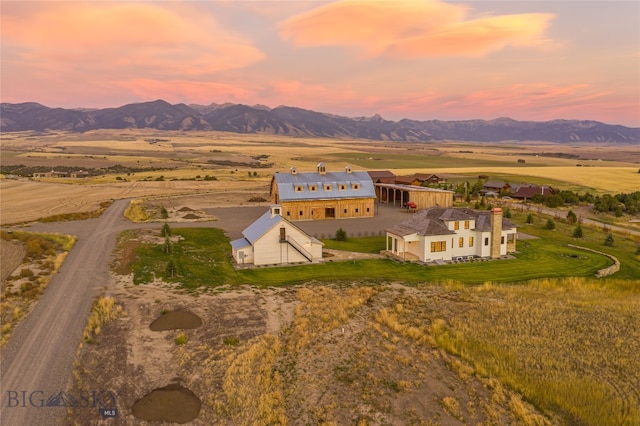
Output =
[{"x1": 273, "y1": 171, "x2": 376, "y2": 201}]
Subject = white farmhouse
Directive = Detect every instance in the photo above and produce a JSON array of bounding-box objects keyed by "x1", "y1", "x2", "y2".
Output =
[
  {"x1": 231, "y1": 205, "x2": 324, "y2": 266},
  {"x1": 385, "y1": 207, "x2": 517, "y2": 263}
]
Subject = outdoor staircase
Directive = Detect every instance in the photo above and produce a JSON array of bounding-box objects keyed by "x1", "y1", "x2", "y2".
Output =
[{"x1": 285, "y1": 236, "x2": 314, "y2": 262}]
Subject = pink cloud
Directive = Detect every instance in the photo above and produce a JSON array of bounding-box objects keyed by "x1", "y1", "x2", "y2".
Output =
[
  {"x1": 118, "y1": 79, "x2": 255, "y2": 105},
  {"x1": 1, "y1": 2, "x2": 264, "y2": 105},
  {"x1": 280, "y1": 0, "x2": 554, "y2": 58}
]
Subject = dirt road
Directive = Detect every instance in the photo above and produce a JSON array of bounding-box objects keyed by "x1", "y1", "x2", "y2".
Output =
[{"x1": 0, "y1": 199, "x2": 141, "y2": 425}]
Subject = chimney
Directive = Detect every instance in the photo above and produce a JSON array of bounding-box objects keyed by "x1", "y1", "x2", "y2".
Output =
[
  {"x1": 345, "y1": 165, "x2": 352, "y2": 174},
  {"x1": 317, "y1": 162, "x2": 326, "y2": 175},
  {"x1": 490, "y1": 208, "x2": 502, "y2": 259},
  {"x1": 291, "y1": 166, "x2": 297, "y2": 175}
]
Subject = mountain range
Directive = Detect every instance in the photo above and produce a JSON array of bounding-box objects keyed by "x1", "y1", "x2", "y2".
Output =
[{"x1": 1, "y1": 100, "x2": 638, "y2": 143}]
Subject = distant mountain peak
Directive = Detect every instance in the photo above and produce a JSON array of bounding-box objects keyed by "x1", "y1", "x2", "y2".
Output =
[{"x1": 1, "y1": 100, "x2": 637, "y2": 143}]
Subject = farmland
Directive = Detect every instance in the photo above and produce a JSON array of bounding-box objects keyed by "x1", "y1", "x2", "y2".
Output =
[{"x1": 1, "y1": 129, "x2": 639, "y2": 425}]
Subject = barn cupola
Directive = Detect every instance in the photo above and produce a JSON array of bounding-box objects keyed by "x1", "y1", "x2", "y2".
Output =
[
  {"x1": 317, "y1": 162, "x2": 326, "y2": 175},
  {"x1": 291, "y1": 166, "x2": 297, "y2": 175},
  {"x1": 345, "y1": 165, "x2": 352, "y2": 174},
  {"x1": 270, "y1": 205, "x2": 282, "y2": 218}
]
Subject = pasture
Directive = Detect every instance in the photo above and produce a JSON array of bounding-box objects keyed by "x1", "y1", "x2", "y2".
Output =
[{"x1": 2, "y1": 129, "x2": 640, "y2": 425}]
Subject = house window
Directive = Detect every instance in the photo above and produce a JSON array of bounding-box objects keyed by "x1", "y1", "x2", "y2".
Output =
[
  {"x1": 459, "y1": 237, "x2": 464, "y2": 248},
  {"x1": 464, "y1": 220, "x2": 470, "y2": 229},
  {"x1": 501, "y1": 236, "x2": 505, "y2": 244},
  {"x1": 273, "y1": 208, "x2": 280, "y2": 215},
  {"x1": 324, "y1": 184, "x2": 332, "y2": 191},
  {"x1": 309, "y1": 185, "x2": 317, "y2": 192},
  {"x1": 280, "y1": 227, "x2": 286, "y2": 242},
  {"x1": 484, "y1": 237, "x2": 489, "y2": 246},
  {"x1": 469, "y1": 236, "x2": 474, "y2": 247},
  {"x1": 430, "y1": 241, "x2": 446, "y2": 252},
  {"x1": 454, "y1": 221, "x2": 460, "y2": 230}
]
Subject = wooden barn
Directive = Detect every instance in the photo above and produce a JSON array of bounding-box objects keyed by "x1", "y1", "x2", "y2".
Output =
[
  {"x1": 270, "y1": 164, "x2": 376, "y2": 221},
  {"x1": 375, "y1": 183, "x2": 454, "y2": 209}
]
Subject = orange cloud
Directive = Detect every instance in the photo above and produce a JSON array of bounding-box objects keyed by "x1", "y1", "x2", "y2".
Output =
[
  {"x1": 1, "y1": 3, "x2": 265, "y2": 83},
  {"x1": 280, "y1": 0, "x2": 554, "y2": 58}
]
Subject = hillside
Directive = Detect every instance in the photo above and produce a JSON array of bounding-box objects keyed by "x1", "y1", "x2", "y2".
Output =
[{"x1": 1, "y1": 100, "x2": 638, "y2": 143}]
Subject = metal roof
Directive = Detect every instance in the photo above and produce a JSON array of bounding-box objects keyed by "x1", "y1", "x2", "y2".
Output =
[
  {"x1": 230, "y1": 238, "x2": 251, "y2": 250},
  {"x1": 273, "y1": 171, "x2": 376, "y2": 201},
  {"x1": 241, "y1": 210, "x2": 281, "y2": 244}
]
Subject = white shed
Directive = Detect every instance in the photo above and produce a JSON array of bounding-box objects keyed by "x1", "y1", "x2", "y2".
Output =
[{"x1": 231, "y1": 206, "x2": 324, "y2": 266}]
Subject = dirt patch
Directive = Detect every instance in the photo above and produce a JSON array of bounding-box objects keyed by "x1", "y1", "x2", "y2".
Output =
[
  {"x1": 181, "y1": 213, "x2": 201, "y2": 220},
  {"x1": 132, "y1": 382, "x2": 201, "y2": 424},
  {"x1": 150, "y1": 310, "x2": 202, "y2": 331},
  {"x1": 0, "y1": 239, "x2": 25, "y2": 284}
]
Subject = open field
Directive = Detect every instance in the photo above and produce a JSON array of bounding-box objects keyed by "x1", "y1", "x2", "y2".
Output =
[{"x1": 2, "y1": 130, "x2": 639, "y2": 425}]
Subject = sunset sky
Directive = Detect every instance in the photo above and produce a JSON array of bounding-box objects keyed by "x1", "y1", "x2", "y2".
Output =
[{"x1": 2, "y1": 1, "x2": 639, "y2": 126}]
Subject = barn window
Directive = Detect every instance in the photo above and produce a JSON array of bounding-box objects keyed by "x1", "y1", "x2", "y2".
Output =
[
  {"x1": 343, "y1": 208, "x2": 347, "y2": 213},
  {"x1": 355, "y1": 208, "x2": 359, "y2": 213},
  {"x1": 299, "y1": 210, "x2": 303, "y2": 216},
  {"x1": 459, "y1": 237, "x2": 464, "y2": 248},
  {"x1": 324, "y1": 184, "x2": 332, "y2": 191},
  {"x1": 339, "y1": 184, "x2": 346, "y2": 190},
  {"x1": 430, "y1": 241, "x2": 446, "y2": 252},
  {"x1": 295, "y1": 185, "x2": 304, "y2": 192},
  {"x1": 351, "y1": 183, "x2": 360, "y2": 190},
  {"x1": 286, "y1": 211, "x2": 290, "y2": 216},
  {"x1": 309, "y1": 185, "x2": 317, "y2": 192},
  {"x1": 366, "y1": 207, "x2": 370, "y2": 212},
  {"x1": 469, "y1": 236, "x2": 474, "y2": 247},
  {"x1": 464, "y1": 220, "x2": 470, "y2": 229}
]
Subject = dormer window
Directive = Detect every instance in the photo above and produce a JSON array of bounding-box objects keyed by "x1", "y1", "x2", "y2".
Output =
[
  {"x1": 324, "y1": 184, "x2": 332, "y2": 191},
  {"x1": 338, "y1": 184, "x2": 347, "y2": 191},
  {"x1": 309, "y1": 185, "x2": 317, "y2": 192},
  {"x1": 295, "y1": 185, "x2": 304, "y2": 192},
  {"x1": 351, "y1": 183, "x2": 360, "y2": 190}
]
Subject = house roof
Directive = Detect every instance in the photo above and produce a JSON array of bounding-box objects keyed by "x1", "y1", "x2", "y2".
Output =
[
  {"x1": 511, "y1": 185, "x2": 554, "y2": 199},
  {"x1": 483, "y1": 180, "x2": 510, "y2": 189},
  {"x1": 386, "y1": 207, "x2": 516, "y2": 237},
  {"x1": 273, "y1": 171, "x2": 376, "y2": 201},
  {"x1": 241, "y1": 210, "x2": 282, "y2": 244},
  {"x1": 233, "y1": 208, "x2": 323, "y2": 247},
  {"x1": 367, "y1": 170, "x2": 396, "y2": 179},
  {"x1": 230, "y1": 238, "x2": 251, "y2": 250}
]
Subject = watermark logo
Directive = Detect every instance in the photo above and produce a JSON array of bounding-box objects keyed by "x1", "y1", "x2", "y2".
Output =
[{"x1": 6, "y1": 390, "x2": 117, "y2": 417}]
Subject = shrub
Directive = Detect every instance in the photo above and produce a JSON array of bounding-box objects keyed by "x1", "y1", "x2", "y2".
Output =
[
  {"x1": 604, "y1": 233, "x2": 614, "y2": 247},
  {"x1": 161, "y1": 223, "x2": 171, "y2": 237},
  {"x1": 335, "y1": 228, "x2": 347, "y2": 241},
  {"x1": 573, "y1": 225, "x2": 584, "y2": 238},
  {"x1": 175, "y1": 332, "x2": 188, "y2": 345},
  {"x1": 504, "y1": 208, "x2": 512, "y2": 219},
  {"x1": 160, "y1": 206, "x2": 168, "y2": 219},
  {"x1": 566, "y1": 210, "x2": 577, "y2": 224},
  {"x1": 545, "y1": 219, "x2": 556, "y2": 230},
  {"x1": 223, "y1": 336, "x2": 240, "y2": 346},
  {"x1": 526, "y1": 213, "x2": 534, "y2": 224}
]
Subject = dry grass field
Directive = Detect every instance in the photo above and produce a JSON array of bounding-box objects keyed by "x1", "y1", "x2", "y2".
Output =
[{"x1": 2, "y1": 130, "x2": 639, "y2": 425}]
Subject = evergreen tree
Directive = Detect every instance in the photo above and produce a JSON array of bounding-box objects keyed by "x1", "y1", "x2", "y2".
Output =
[
  {"x1": 335, "y1": 227, "x2": 347, "y2": 241},
  {"x1": 161, "y1": 223, "x2": 171, "y2": 237},
  {"x1": 573, "y1": 225, "x2": 583, "y2": 238},
  {"x1": 566, "y1": 210, "x2": 577, "y2": 224},
  {"x1": 526, "y1": 213, "x2": 534, "y2": 224},
  {"x1": 604, "y1": 233, "x2": 614, "y2": 247},
  {"x1": 545, "y1": 219, "x2": 556, "y2": 230}
]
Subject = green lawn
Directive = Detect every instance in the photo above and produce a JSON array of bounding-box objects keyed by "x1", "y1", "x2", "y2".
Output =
[{"x1": 320, "y1": 236, "x2": 386, "y2": 253}]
